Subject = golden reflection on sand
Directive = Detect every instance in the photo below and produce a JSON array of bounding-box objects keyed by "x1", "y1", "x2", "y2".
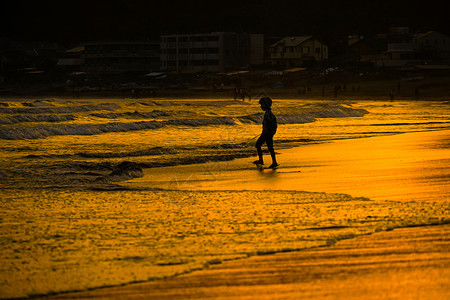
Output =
[{"x1": 125, "y1": 130, "x2": 450, "y2": 202}]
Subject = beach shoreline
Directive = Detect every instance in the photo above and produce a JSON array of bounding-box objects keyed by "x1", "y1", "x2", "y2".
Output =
[
  {"x1": 124, "y1": 129, "x2": 450, "y2": 202},
  {"x1": 1, "y1": 99, "x2": 448, "y2": 299},
  {"x1": 34, "y1": 129, "x2": 450, "y2": 300},
  {"x1": 39, "y1": 223, "x2": 450, "y2": 300}
]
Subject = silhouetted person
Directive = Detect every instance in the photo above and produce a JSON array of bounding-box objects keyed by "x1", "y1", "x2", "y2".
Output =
[
  {"x1": 334, "y1": 85, "x2": 340, "y2": 99},
  {"x1": 389, "y1": 88, "x2": 395, "y2": 101},
  {"x1": 254, "y1": 97, "x2": 278, "y2": 168}
]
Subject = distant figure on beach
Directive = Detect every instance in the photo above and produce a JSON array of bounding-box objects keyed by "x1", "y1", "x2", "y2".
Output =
[
  {"x1": 254, "y1": 97, "x2": 278, "y2": 168},
  {"x1": 389, "y1": 88, "x2": 395, "y2": 101},
  {"x1": 334, "y1": 85, "x2": 341, "y2": 99}
]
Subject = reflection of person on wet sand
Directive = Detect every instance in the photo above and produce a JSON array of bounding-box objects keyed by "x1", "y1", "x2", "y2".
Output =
[{"x1": 254, "y1": 97, "x2": 278, "y2": 169}]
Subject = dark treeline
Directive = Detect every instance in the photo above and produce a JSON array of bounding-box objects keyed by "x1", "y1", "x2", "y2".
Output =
[{"x1": 2, "y1": 0, "x2": 449, "y2": 47}]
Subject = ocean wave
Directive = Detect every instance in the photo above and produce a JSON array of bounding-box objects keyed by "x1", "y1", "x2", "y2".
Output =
[
  {"x1": 0, "y1": 121, "x2": 163, "y2": 140},
  {"x1": 0, "y1": 117, "x2": 236, "y2": 139},
  {"x1": 24, "y1": 154, "x2": 73, "y2": 159},
  {"x1": 0, "y1": 103, "x2": 119, "y2": 114},
  {"x1": 22, "y1": 100, "x2": 55, "y2": 107},
  {"x1": 166, "y1": 117, "x2": 235, "y2": 126},
  {"x1": 90, "y1": 110, "x2": 170, "y2": 119},
  {"x1": 0, "y1": 105, "x2": 369, "y2": 140},
  {"x1": 0, "y1": 114, "x2": 76, "y2": 124},
  {"x1": 303, "y1": 105, "x2": 369, "y2": 119},
  {"x1": 78, "y1": 147, "x2": 177, "y2": 158},
  {"x1": 23, "y1": 147, "x2": 177, "y2": 160},
  {"x1": 237, "y1": 113, "x2": 264, "y2": 124},
  {"x1": 95, "y1": 161, "x2": 144, "y2": 182},
  {"x1": 137, "y1": 101, "x2": 176, "y2": 107},
  {"x1": 238, "y1": 105, "x2": 368, "y2": 125},
  {"x1": 277, "y1": 114, "x2": 317, "y2": 124}
]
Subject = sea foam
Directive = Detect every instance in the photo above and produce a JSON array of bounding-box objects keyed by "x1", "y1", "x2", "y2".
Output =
[{"x1": 0, "y1": 105, "x2": 368, "y2": 140}]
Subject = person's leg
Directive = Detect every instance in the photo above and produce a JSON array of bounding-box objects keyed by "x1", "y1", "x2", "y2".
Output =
[
  {"x1": 266, "y1": 134, "x2": 278, "y2": 167},
  {"x1": 254, "y1": 134, "x2": 265, "y2": 164}
]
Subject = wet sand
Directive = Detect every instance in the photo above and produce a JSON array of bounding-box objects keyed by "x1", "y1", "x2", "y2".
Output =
[
  {"x1": 37, "y1": 130, "x2": 450, "y2": 299},
  {"x1": 125, "y1": 129, "x2": 450, "y2": 202},
  {"x1": 43, "y1": 224, "x2": 450, "y2": 300}
]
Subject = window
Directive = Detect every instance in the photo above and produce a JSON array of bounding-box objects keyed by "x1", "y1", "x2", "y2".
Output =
[
  {"x1": 302, "y1": 47, "x2": 310, "y2": 54},
  {"x1": 315, "y1": 47, "x2": 321, "y2": 54}
]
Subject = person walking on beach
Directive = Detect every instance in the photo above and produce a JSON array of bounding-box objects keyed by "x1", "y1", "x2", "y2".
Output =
[
  {"x1": 389, "y1": 88, "x2": 395, "y2": 101},
  {"x1": 254, "y1": 97, "x2": 278, "y2": 168}
]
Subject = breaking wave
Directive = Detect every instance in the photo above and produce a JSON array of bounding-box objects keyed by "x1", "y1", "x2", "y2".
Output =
[
  {"x1": 90, "y1": 110, "x2": 170, "y2": 119},
  {"x1": 166, "y1": 117, "x2": 235, "y2": 126},
  {"x1": 0, "y1": 105, "x2": 369, "y2": 140},
  {"x1": 0, "y1": 121, "x2": 164, "y2": 140},
  {"x1": 238, "y1": 105, "x2": 368, "y2": 125},
  {"x1": 305, "y1": 105, "x2": 368, "y2": 118},
  {"x1": 0, "y1": 118, "x2": 235, "y2": 140},
  {"x1": 136, "y1": 101, "x2": 177, "y2": 107},
  {"x1": 0, "y1": 114, "x2": 76, "y2": 124},
  {"x1": 0, "y1": 103, "x2": 119, "y2": 114}
]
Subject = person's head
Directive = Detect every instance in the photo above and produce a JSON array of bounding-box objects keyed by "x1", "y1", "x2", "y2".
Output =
[{"x1": 259, "y1": 97, "x2": 272, "y2": 111}]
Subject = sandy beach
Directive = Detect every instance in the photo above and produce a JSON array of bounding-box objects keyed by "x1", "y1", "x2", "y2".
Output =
[
  {"x1": 1, "y1": 98, "x2": 449, "y2": 299},
  {"x1": 2, "y1": 2, "x2": 450, "y2": 297},
  {"x1": 42, "y1": 224, "x2": 450, "y2": 300},
  {"x1": 36, "y1": 129, "x2": 450, "y2": 299},
  {"x1": 123, "y1": 129, "x2": 450, "y2": 202}
]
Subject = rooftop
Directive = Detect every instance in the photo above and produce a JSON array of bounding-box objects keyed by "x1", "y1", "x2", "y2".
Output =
[{"x1": 271, "y1": 36, "x2": 312, "y2": 47}]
